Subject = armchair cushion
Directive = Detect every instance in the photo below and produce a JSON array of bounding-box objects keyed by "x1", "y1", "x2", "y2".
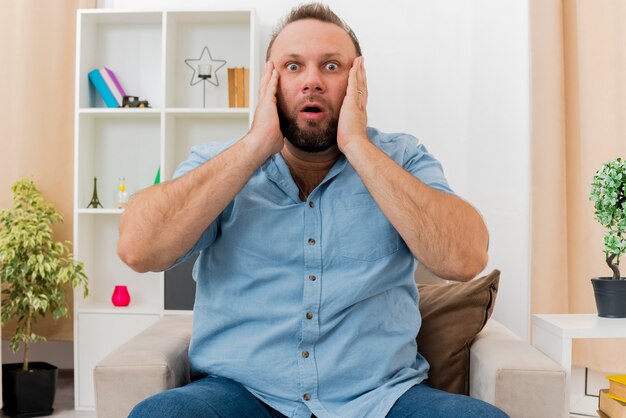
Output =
[{"x1": 416, "y1": 269, "x2": 499, "y2": 395}]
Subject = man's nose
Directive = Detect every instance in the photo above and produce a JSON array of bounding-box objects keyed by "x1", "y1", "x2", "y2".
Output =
[{"x1": 301, "y1": 67, "x2": 325, "y2": 93}]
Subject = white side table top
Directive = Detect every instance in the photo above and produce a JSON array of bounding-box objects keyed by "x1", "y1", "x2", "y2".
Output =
[{"x1": 534, "y1": 313, "x2": 626, "y2": 339}]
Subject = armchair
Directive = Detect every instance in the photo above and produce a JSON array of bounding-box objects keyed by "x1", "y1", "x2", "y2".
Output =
[
  {"x1": 94, "y1": 314, "x2": 566, "y2": 418},
  {"x1": 94, "y1": 267, "x2": 566, "y2": 417}
]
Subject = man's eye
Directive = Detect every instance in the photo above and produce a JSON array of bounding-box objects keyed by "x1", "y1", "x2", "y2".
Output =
[
  {"x1": 326, "y1": 63, "x2": 338, "y2": 71},
  {"x1": 287, "y1": 63, "x2": 299, "y2": 72}
]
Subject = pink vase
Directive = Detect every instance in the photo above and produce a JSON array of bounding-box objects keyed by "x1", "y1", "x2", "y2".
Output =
[{"x1": 111, "y1": 285, "x2": 131, "y2": 307}]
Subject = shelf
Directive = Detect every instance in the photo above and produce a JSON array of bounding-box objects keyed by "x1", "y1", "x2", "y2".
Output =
[
  {"x1": 166, "y1": 10, "x2": 252, "y2": 25},
  {"x1": 163, "y1": 310, "x2": 194, "y2": 316},
  {"x1": 79, "y1": 108, "x2": 161, "y2": 117},
  {"x1": 76, "y1": 301, "x2": 162, "y2": 315},
  {"x1": 78, "y1": 108, "x2": 249, "y2": 118},
  {"x1": 165, "y1": 108, "x2": 249, "y2": 118},
  {"x1": 77, "y1": 10, "x2": 163, "y2": 25},
  {"x1": 77, "y1": 208, "x2": 124, "y2": 215}
]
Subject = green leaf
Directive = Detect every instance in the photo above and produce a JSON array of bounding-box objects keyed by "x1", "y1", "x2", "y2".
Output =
[
  {"x1": 590, "y1": 158, "x2": 626, "y2": 275},
  {"x1": 0, "y1": 178, "x2": 90, "y2": 354}
]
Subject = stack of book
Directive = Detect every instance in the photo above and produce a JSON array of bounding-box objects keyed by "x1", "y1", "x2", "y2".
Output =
[
  {"x1": 227, "y1": 67, "x2": 249, "y2": 108},
  {"x1": 599, "y1": 374, "x2": 626, "y2": 418},
  {"x1": 88, "y1": 67, "x2": 126, "y2": 108}
]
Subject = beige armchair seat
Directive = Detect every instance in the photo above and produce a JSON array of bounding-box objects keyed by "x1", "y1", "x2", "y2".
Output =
[{"x1": 94, "y1": 314, "x2": 566, "y2": 418}]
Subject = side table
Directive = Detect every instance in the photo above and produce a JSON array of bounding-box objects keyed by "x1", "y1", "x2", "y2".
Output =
[{"x1": 532, "y1": 313, "x2": 626, "y2": 417}]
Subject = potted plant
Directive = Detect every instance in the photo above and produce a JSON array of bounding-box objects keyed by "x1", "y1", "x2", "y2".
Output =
[
  {"x1": 589, "y1": 157, "x2": 626, "y2": 318},
  {"x1": 0, "y1": 179, "x2": 88, "y2": 417}
]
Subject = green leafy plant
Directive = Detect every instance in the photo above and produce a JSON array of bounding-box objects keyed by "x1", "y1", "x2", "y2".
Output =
[
  {"x1": 590, "y1": 157, "x2": 626, "y2": 280},
  {"x1": 0, "y1": 179, "x2": 88, "y2": 371}
]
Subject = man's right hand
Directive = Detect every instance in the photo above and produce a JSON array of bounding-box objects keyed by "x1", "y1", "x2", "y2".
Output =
[
  {"x1": 118, "y1": 62, "x2": 286, "y2": 273},
  {"x1": 246, "y1": 62, "x2": 284, "y2": 158}
]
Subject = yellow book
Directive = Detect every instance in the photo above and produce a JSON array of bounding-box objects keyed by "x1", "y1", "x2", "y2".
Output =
[
  {"x1": 227, "y1": 68, "x2": 237, "y2": 108},
  {"x1": 243, "y1": 67, "x2": 249, "y2": 108},
  {"x1": 600, "y1": 389, "x2": 626, "y2": 418},
  {"x1": 607, "y1": 374, "x2": 626, "y2": 403},
  {"x1": 235, "y1": 67, "x2": 245, "y2": 108}
]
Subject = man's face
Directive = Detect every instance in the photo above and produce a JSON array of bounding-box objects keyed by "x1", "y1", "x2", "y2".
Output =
[{"x1": 269, "y1": 19, "x2": 358, "y2": 152}]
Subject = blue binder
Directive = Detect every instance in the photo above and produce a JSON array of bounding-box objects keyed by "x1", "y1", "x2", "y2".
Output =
[{"x1": 88, "y1": 69, "x2": 119, "y2": 108}]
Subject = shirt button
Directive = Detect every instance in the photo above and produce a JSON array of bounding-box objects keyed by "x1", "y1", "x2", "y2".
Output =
[
  {"x1": 303, "y1": 393, "x2": 311, "y2": 401},
  {"x1": 306, "y1": 312, "x2": 313, "y2": 320},
  {"x1": 308, "y1": 275, "x2": 316, "y2": 281},
  {"x1": 308, "y1": 238, "x2": 316, "y2": 246},
  {"x1": 308, "y1": 201, "x2": 315, "y2": 208},
  {"x1": 302, "y1": 350, "x2": 310, "y2": 358}
]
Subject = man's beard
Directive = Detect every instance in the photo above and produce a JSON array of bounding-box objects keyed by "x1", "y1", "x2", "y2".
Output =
[{"x1": 278, "y1": 104, "x2": 338, "y2": 153}]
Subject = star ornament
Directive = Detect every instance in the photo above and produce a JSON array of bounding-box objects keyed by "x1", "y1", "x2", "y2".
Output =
[{"x1": 184, "y1": 46, "x2": 227, "y2": 87}]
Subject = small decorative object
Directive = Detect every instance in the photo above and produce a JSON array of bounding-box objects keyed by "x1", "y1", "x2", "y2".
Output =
[
  {"x1": 589, "y1": 157, "x2": 626, "y2": 317},
  {"x1": 199, "y1": 63, "x2": 212, "y2": 80},
  {"x1": 87, "y1": 177, "x2": 103, "y2": 209},
  {"x1": 0, "y1": 179, "x2": 88, "y2": 417},
  {"x1": 117, "y1": 177, "x2": 128, "y2": 209},
  {"x1": 111, "y1": 285, "x2": 131, "y2": 307},
  {"x1": 154, "y1": 166, "x2": 161, "y2": 185},
  {"x1": 122, "y1": 95, "x2": 150, "y2": 108},
  {"x1": 184, "y1": 46, "x2": 227, "y2": 108}
]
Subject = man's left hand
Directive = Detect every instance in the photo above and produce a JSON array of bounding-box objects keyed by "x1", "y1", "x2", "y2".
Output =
[{"x1": 337, "y1": 56, "x2": 369, "y2": 153}]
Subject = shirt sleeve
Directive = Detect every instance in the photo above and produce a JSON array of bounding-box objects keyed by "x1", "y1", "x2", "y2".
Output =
[
  {"x1": 400, "y1": 135, "x2": 455, "y2": 195},
  {"x1": 166, "y1": 141, "x2": 232, "y2": 270}
]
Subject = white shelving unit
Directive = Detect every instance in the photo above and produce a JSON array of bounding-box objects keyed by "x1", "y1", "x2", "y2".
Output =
[{"x1": 73, "y1": 9, "x2": 258, "y2": 410}]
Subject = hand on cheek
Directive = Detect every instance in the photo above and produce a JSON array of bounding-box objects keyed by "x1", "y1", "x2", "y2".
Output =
[
  {"x1": 249, "y1": 61, "x2": 284, "y2": 156},
  {"x1": 337, "y1": 56, "x2": 368, "y2": 153}
]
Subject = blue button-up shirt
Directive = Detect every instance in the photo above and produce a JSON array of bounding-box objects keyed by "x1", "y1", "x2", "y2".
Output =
[{"x1": 171, "y1": 127, "x2": 454, "y2": 418}]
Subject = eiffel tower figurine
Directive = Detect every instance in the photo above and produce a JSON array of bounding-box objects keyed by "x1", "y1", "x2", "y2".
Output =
[{"x1": 87, "y1": 177, "x2": 103, "y2": 209}]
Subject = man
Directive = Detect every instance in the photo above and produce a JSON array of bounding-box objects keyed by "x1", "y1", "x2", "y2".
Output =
[{"x1": 120, "y1": 4, "x2": 507, "y2": 417}]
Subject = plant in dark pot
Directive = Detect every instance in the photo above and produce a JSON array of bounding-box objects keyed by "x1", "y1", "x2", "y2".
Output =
[
  {"x1": 589, "y1": 157, "x2": 626, "y2": 318},
  {"x1": 0, "y1": 179, "x2": 88, "y2": 417}
]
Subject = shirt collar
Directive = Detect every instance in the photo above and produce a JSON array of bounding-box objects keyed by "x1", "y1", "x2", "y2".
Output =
[{"x1": 262, "y1": 152, "x2": 348, "y2": 202}]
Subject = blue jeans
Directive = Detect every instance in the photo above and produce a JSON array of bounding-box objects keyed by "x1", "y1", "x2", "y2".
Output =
[
  {"x1": 387, "y1": 381, "x2": 509, "y2": 418},
  {"x1": 129, "y1": 375, "x2": 509, "y2": 418}
]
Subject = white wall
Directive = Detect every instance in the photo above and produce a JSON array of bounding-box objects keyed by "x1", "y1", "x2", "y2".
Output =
[{"x1": 103, "y1": 0, "x2": 532, "y2": 340}]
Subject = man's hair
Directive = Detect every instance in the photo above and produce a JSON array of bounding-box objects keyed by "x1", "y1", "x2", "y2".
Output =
[{"x1": 266, "y1": 3, "x2": 362, "y2": 61}]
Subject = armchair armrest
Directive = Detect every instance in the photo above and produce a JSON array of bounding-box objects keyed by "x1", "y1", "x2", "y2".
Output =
[
  {"x1": 470, "y1": 319, "x2": 567, "y2": 418},
  {"x1": 94, "y1": 314, "x2": 193, "y2": 418}
]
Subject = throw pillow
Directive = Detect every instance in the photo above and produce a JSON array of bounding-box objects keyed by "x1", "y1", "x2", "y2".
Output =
[{"x1": 416, "y1": 269, "x2": 500, "y2": 395}]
